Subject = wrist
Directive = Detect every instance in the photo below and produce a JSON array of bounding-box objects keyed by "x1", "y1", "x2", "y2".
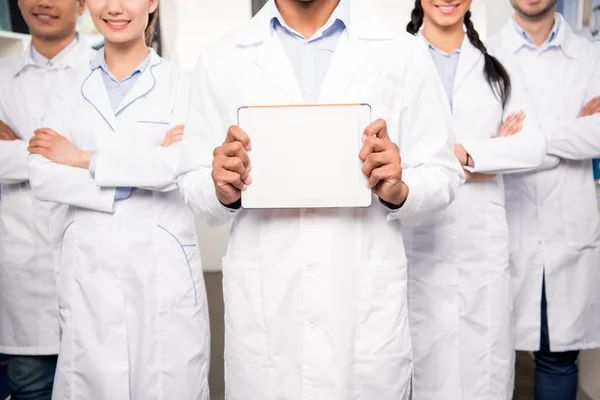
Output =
[
  {"x1": 387, "y1": 182, "x2": 410, "y2": 208},
  {"x1": 75, "y1": 150, "x2": 94, "y2": 169}
]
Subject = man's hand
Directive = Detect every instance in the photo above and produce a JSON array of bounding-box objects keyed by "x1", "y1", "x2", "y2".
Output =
[
  {"x1": 0, "y1": 120, "x2": 18, "y2": 141},
  {"x1": 212, "y1": 126, "x2": 252, "y2": 206},
  {"x1": 28, "y1": 128, "x2": 93, "y2": 169},
  {"x1": 359, "y1": 119, "x2": 408, "y2": 207},
  {"x1": 580, "y1": 96, "x2": 600, "y2": 117},
  {"x1": 161, "y1": 124, "x2": 184, "y2": 147},
  {"x1": 497, "y1": 111, "x2": 525, "y2": 137}
]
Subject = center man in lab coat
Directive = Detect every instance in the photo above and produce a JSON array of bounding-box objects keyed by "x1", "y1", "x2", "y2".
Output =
[{"x1": 178, "y1": 0, "x2": 464, "y2": 398}]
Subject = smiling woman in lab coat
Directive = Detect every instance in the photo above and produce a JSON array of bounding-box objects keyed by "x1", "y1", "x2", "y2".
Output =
[
  {"x1": 404, "y1": 1, "x2": 548, "y2": 399},
  {"x1": 26, "y1": 1, "x2": 210, "y2": 399}
]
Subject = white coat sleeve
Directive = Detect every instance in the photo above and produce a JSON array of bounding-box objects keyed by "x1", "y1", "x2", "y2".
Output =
[
  {"x1": 0, "y1": 139, "x2": 29, "y2": 184},
  {"x1": 543, "y1": 45, "x2": 600, "y2": 160},
  {"x1": 177, "y1": 52, "x2": 241, "y2": 227},
  {"x1": 387, "y1": 44, "x2": 464, "y2": 222},
  {"x1": 461, "y1": 67, "x2": 546, "y2": 174},
  {"x1": 28, "y1": 84, "x2": 117, "y2": 213},
  {"x1": 0, "y1": 81, "x2": 29, "y2": 184},
  {"x1": 93, "y1": 72, "x2": 192, "y2": 192}
]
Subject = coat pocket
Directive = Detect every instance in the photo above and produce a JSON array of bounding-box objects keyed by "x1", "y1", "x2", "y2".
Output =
[
  {"x1": 221, "y1": 258, "x2": 268, "y2": 357},
  {"x1": 221, "y1": 258, "x2": 274, "y2": 399},
  {"x1": 157, "y1": 225, "x2": 200, "y2": 307},
  {"x1": 355, "y1": 262, "x2": 408, "y2": 357},
  {"x1": 57, "y1": 221, "x2": 76, "y2": 313},
  {"x1": 562, "y1": 186, "x2": 600, "y2": 251},
  {"x1": 353, "y1": 262, "x2": 412, "y2": 399}
]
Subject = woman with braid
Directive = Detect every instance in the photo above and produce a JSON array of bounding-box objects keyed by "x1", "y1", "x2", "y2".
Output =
[{"x1": 403, "y1": 1, "x2": 550, "y2": 399}]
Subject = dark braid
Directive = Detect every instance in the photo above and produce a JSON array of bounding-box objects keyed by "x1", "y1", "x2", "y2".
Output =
[
  {"x1": 463, "y1": 10, "x2": 512, "y2": 108},
  {"x1": 406, "y1": 2, "x2": 512, "y2": 108},
  {"x1": 406, "y1": 0, "x2": 424, "y2": 35}
]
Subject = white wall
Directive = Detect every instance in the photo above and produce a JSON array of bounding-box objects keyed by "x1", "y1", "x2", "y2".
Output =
[{"x1": 159, "y1": 0, "x2": 252, "y2": 70}]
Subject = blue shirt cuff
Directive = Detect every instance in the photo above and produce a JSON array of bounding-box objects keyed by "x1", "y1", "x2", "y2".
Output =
[
  {"x1": 115, "y1": 187, "x2": 132, "y2": 201},
  {"x1": 88, "y1": 153, "x2": 98, "y2": 179}
]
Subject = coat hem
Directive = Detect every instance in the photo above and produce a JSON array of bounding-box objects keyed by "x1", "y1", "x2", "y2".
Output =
[{"x1": 0, "y1": 344, "x2": 59, "y2": 356}]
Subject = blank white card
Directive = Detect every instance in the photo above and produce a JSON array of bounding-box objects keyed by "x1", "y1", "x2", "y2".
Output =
[{"x1": 238, "y1": 104, "x2": 372, "y2": 209}]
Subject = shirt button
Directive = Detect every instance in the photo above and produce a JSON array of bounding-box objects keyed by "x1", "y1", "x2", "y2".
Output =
[
  {"x1": 306, "y1": 263, "x2": 315, "y2": 272},
  {"x1": 309, "y1": 322, "x2": 316, "y2": 329}
]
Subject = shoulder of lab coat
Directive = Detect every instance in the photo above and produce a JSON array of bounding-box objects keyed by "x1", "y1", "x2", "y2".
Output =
[
  {"x1": 545, "y1": 38, "x2": 600, "y2": 160},
  {"x1": 384, "y1": 35, "x2": 464, "y2": 223},
  {"x1": 28, "y1": 69, "x2": 117, "y2": 213}
]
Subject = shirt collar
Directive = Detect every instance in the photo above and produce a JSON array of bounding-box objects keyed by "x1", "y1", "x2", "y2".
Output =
[
  {"x1": 14, "y1": 33, "x2": 85, "y2": 77},
  {"x1": 508, "y1": 13, "x2": 578, "y2": 58},
  {"x1": 270, "y1": 0, "x2": 349, "y2": 41},
  {"x1": 91, "y1": 46, "x2": 153, "y2": 83},
  {"x1": 513, "y1": 14, "x2": 560, "y2": 46}
]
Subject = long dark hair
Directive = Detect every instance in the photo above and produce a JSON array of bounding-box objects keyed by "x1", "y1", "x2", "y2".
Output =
[
  {"x1": 145, "y1": 7, "x2": 159, "y2": 46},
  {"x1": 407, "y1": 0, "x2": 511, "y2": 108}
]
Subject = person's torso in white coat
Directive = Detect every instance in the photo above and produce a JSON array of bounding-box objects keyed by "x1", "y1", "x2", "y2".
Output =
[
  {"x1": 177, "y1": 1, "x2": 464, "y2": 399},
  {"x1": 488, "y1": 14, "x2": 600, "y2": 352},
  {"x1": 28, "y1": 50, "x2": 210, "y2": 400},
  {"x1": 0, "y1": 38, "x2": 94, "y2": 355},
  {"x1": 405, "y1": 33, "x2": 545, "y2": 400}
]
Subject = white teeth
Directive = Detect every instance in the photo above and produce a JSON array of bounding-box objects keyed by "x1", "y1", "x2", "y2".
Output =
[
  {"x1": 108, "y1": 21, "x2": 128, "y2": 26},
  {"x1": 37, "y1": 15, "x2": 52, "y2": 19}
]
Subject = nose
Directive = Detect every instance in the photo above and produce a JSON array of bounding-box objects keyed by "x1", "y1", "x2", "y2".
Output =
[
  {"x1": 35, "y1": 0, "x2": 53, "y2": 9},
  {"x1": 105, "y1": 0, "x2": 124, "y2": 16}
]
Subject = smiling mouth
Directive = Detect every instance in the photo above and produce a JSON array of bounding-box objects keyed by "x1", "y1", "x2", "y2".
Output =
[
  {"x1": 33, "y1": 13, "x2": 58, "y2": 20},
  {"x1": 435, "y1": 4, "x2": 460, "y2": 12},
  {"x1": 104, "y1": 19, "x2": 131, "y2": 27}
]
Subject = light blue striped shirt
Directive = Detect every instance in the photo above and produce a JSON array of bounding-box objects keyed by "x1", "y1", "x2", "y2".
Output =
[
  {"x1": 271, "y1": 0, "x2": 349, "y2": 103},
  {"x1": 425, "y1": 40, "x2": 461, "y2": 111},
  {"x1": 88, "y1": 48, "x2": 152, "y2": 201}
]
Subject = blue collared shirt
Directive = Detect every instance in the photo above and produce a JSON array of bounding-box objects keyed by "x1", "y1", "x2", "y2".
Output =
[
  {"x1": 425, "y1": 41, "x2": 461, "y2": 110},
  {"x1": 513, "y1": 16, "x2": 561, "y2": 47},
  {"x1": 88, "y1": 48, "x2": 152, "y2": 201},
  {"x1": 271, "y1": 0, "x2": 349, "y2": 103}
]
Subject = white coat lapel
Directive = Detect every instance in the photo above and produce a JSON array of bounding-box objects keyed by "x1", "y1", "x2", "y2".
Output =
[
  {"x1": 318, "y1": 33, "x2": 371, "y2": 104},
  {"x1": 252, "y1": 36, "x2": 304, "y2": 104},
  {"x1": 115, "y1": 51, "x2": 162, "y2": 115},
  {"x1": 81, "y1": 68, "x2": 116, "y2": 131},
  {"x1": 453, "y1": 36, "x2": 482, "y2": 93},
  {"x1": 318, "y1": 5, "x2": 392, "y2": 104}
]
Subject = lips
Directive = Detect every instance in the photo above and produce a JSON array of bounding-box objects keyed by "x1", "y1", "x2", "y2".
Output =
[
  {"x1": 435, "y1": 3, "x2": 460, "y2": 15},
  {"x1": 104, "y1": 19, "x2": 131, "y2": 28},
  {"x1": 32, "y1": 12, "x2": 58, "y2": 21}
]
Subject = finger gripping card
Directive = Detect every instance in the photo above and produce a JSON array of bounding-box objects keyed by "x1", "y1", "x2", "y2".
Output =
[{"x1": 238, "y1": 104, "x2": 372, "y2": 209}]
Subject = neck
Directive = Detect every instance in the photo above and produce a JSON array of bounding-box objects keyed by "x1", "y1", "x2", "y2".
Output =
[
  {"x1": 275, "y1": 0, "x2": 340, "y2": 39},
  {"x1": 31, "y1": 32, "x2": 76, "y2": 60},
  {"x1": 514, "y1": 8, "x2": 556, "y2": 46},
  {"x1": 422, "y1": 21, "x2": 464, "y2": 54},
  {"x1": 103, "y1": 37, "x2": 149, "y2": 81}
]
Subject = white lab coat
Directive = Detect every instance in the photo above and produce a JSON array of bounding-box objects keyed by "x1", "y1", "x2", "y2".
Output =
[
  {"x1": 404, "y1": 34, "x2": 546, "y2": 400},
  {"x1": 177, "y1": 2, "x2": 463, "y2": 399},
  {"x1": 487, "y1": 15, "x2": 600, "y2": 352},
  {"x1": 0, "y1": 39, "x2": 93, "y2": 355},
  {"x1": 28, "y1": 50, "x2": 210, "y2": 400}
]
